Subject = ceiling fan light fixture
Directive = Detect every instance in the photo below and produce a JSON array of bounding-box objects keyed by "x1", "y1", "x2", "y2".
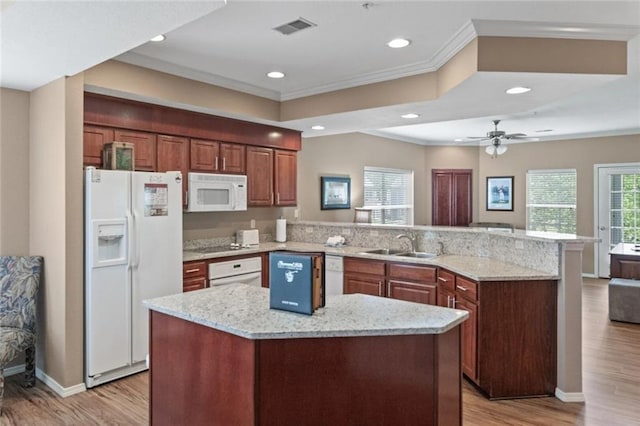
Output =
[
  {"x1": 485, "y1": 145, "x2": 496, "y2": 156},
  {"x1": 496, "y1": 145, "x2": 507, "y2": 155},
  {"x1": 506, "y1": 86, "x2": 531, "y2": 95}
]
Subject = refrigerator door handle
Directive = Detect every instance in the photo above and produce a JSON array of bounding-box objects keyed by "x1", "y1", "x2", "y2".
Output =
[
  {"x1": 126, "y1": 211, "x2": 134, "y2": 268},
  {"x1": 131, "y1": 209, "x2": 141, "y2": 269}
]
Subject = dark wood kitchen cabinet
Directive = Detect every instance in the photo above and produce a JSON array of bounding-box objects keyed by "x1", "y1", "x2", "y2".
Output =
[
  {"x1": 246, "y1": 146, "x2": 274, "y2": 206},
  {"x1": 83, "y1": 125, "x2": 114, "y2": 167},
  {"x1": 157, "y1": 134, "x2": 188, "y2": 205},
  {"x1": 344, "y1": 258, "x2": 437, "y2": 305},
  {"x1": 182, "y1": 261, "x2": 207, "y2": 292},
  {"x1": 437, "y1": 268, "x2": 557, "y2": 399},
  {"x1": 246, "y1": 147, "x2": 297, "y2": 207},
  {"x1": 190, "y1": 139, "x2": 245, "y2": 174},
  {"x1": 432, "y1": 169, "x2": 472, "y2": 226},
  {"x1": 387, "y1": 262, "x2": 438, "y2": 305},
  {"x1": 113, "y1": 129, "x2": 157, "y2": 171},
  {"x1": 343, "y1": 257, "x2": 386, "y2": 297},
  {"x1": 274, "y1": 149, "x2": 297, "y2": 206}
]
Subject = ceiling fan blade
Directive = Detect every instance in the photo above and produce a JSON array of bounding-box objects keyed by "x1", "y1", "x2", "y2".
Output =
[
  {"x1": 504, "y1": 133, "x2": 526, "y2": 138},
  {"x1": 466, "y1": 136, "x2": 489, "y2": 139}
]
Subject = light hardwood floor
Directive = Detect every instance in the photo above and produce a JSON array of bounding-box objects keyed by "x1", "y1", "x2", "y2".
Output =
[{"x1": 2, "y1": 278, "x2": 639, "y2": 425}]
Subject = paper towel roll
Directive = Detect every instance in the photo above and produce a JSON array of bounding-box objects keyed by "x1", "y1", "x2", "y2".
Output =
[{"x1": 276, "y1": 218, "x2": 287, "y2": 242}]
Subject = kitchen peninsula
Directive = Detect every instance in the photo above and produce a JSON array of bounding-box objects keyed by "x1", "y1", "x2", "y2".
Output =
[
  {"x1": 183, "y1": 221, "x2": 594, "y2": 402},
  {"x1": 144, "y1": 285, "x2": 468, "y2": 426}
]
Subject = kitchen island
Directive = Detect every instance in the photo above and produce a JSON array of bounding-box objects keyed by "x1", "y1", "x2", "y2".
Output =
[{"x1": 144, "y1": 284, "x2": 468, "y2": 426}]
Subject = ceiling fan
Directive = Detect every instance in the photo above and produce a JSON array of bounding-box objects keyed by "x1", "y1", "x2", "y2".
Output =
[{"x1": 467, "y1": 120, "x2": 531, "y2": 158}]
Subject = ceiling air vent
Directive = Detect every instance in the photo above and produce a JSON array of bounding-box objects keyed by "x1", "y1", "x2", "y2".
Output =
[{"x1": 273, "y1": 18, "x2": 316, "y2": 35}]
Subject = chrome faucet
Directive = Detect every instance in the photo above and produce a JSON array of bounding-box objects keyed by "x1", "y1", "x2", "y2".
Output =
[{"x1": 396, "y1": 233, "x2": 418, "y2": 253}]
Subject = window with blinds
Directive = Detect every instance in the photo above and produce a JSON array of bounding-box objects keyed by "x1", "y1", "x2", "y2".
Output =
[
  {"x1": 363, "y1": 167, "x2": 414, "y2": 225},
  {"x1": 526, "y1": 169, "x2": 577, "y2": 233}
]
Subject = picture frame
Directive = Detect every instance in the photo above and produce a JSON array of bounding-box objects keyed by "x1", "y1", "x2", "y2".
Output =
[
  {"x1": 486, "y1": 176, "x2": 514, "y2": 211},
  {"x1": 321, "y1": 176, "x2": 351, "y2": 210}
]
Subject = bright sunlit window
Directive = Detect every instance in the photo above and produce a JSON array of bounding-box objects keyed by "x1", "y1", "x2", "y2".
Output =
[
  {"x1": 526, "y1": 169, "x2": 577, "y2": 233},
  {"x1": 363, "y1": 167, "x2": 414, "y2": 225}
]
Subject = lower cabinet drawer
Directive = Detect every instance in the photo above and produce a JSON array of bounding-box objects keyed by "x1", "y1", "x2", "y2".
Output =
[{"x1": 183, "y1": 276, "x2": 207, "y2": 292}]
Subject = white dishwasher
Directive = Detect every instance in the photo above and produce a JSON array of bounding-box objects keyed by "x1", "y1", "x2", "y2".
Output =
[
  {"x1": 324, "y1": 255, "x2": 344, "y2": 296},
  {"x1": 209, "y1": 256, "x2": 262, "y2": 287}
]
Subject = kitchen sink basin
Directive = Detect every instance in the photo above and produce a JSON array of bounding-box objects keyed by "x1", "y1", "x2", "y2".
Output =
[
  {"x1": 360, "y1": 248, "x2": 408, "y2": 255},
  {"x1": 395, "y1": 252, "x2": 438, "y2": 259}
]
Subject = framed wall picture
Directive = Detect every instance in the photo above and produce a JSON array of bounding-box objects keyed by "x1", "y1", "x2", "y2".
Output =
[
  {"x1": 486, "y1": 176, "x2": 514, "y2": 211},
  {"x1": 321, "y1": 176, "x2": 351, "y2": 210}
]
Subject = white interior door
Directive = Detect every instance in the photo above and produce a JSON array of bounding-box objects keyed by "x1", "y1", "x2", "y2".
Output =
[
  {"x1": 130, "y1": 171, "x2": 183, "y2": 363},
  {"x1": 596, "y1": 164, "x2": 640, "y2": 277}
]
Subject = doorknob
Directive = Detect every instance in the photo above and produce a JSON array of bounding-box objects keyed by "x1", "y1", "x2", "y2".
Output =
[{"x1": 599, "y1": 226, "x2": 606, "y2": 231}]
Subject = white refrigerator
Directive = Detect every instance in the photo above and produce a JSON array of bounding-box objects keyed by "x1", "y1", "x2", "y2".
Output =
[{"x1": 84, "y1": 167, "x2": 182, "y2": 388}]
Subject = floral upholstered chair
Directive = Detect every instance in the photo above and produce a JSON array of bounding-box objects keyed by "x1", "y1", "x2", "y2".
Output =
[{"x1": 0, "y1": 256, "x2": 43, "y2": 414}]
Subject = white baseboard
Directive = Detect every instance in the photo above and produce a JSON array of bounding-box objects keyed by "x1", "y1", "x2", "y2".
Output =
[
  {"x1": 555, "y1": 388, "x2": 585, "y2": 402},
  {"x1": 4, "y1": 363, "x2": 86, "y2": 397},
  {"x1": 3, "y1": 364, "x2": 26, "y2": 377},
  {"x1": 35, "y1": 368, "x2": 86, "y2": 398},
  {"x1": 582, "y1": 273, "x2": 598, "y2": 279}
]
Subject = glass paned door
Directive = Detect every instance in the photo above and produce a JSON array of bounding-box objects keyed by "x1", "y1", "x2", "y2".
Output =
[{"x1": 597, "y1": 165, "x2": 640, "y2": 277}]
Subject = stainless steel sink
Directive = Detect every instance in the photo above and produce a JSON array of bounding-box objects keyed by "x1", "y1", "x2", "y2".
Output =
[
  {"x1": 360, "y1": 248, "x2": 408, "y2": 255},
  {"x1": 395, "y1": 252, "x2": 438, "y2": 259}
]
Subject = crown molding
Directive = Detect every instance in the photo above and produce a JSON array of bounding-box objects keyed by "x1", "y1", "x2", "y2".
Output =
[
  {"x1": 472, "y1": 19, "x2": 640, "y2": 41},
  {"x1": 115, "y1": 52, "x2": 281, "y2": 101}
]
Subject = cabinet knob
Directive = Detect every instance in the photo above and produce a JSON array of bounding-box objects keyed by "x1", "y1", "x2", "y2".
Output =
[
  {"x1": 215, "y1": 156, "x2": 219, "y2": 171},
  {"x1": 222, "y1": 157, "x2": 226, "y2": 171}
]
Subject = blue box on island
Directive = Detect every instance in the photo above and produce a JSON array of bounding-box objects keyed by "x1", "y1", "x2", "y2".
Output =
[{"x1": 269, "y1": 252, "x2": 324, "y2": 315}]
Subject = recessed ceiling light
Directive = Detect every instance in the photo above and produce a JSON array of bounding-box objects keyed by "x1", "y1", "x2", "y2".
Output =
[
  {"x1": 387, "y1": 38, "x2": 411, "y2": 49},
  {"x1": 401, "y1": 113, "x2": 420, "y2": 119},
  {"x1": 506, "y1": 86, "x2": 531, "y2": 95},
  {"x1": 454, "y1": 138, "x2": 464, "y2": 142},
  {"x1": 311, "y1": 125, "x2": 325, "y2": 130},
  {"x1": 267, "y1": 71, "x2": 285, "y2": 79},
  {"x1": 150, "y1": 34, "x2": 166, "y2": 42}
]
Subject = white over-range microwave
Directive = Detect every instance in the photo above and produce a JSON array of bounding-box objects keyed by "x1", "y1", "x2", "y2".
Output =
[{"x1": 186, "y1": 172, "x2": 247, "y2": 212}]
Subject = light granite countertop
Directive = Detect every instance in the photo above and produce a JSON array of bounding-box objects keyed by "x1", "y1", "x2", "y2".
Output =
[
  {"x1": 183, "y1": 241, "x2": 560, "y2": 281},
  {"x1": 143, "y1": 284, "x2": 469, "y2": 340}
]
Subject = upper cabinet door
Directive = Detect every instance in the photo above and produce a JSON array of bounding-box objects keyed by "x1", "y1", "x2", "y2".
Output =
[
  {"x1": 83, "y1": 126, "x2": 114, "y2": 167},
  {"x1": 157, "y1": 135, "x2": 189, "y2": 206},
  {"x1": 246, "y1": 147, "x2": 274, "y2": 206},
  {"x1": 113, "y1": 129, "x2": 157, "y2": 171},
  {"x1": 219, "y1": 143, "x2": 246, "y2": 174},
  {"x1": 274, "y1": 150, "x2": 297, "y2": 206},
  {"x1": 190, "y1": 139, "x2": 220, "y2": 172}
]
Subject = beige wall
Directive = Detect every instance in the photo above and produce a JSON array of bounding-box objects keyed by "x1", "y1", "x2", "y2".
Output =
[
  {"x1": 297, "y1": 134, "x2": 479, "y2": 225},
  {"x1": 29, "y1": 75, "x2": 85, "y2": 388},
  {"x1": 0, "y1": 88, "x2": 30, "y2": 255}
]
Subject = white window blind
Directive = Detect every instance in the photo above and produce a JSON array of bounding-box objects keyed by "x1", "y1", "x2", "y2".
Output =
[
  {"x1": 363, "y1": 167, "x2": 414, "y2": 225},
  {"x1": 526, "y1": 169, "x2": 577, "y2": 233}
]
